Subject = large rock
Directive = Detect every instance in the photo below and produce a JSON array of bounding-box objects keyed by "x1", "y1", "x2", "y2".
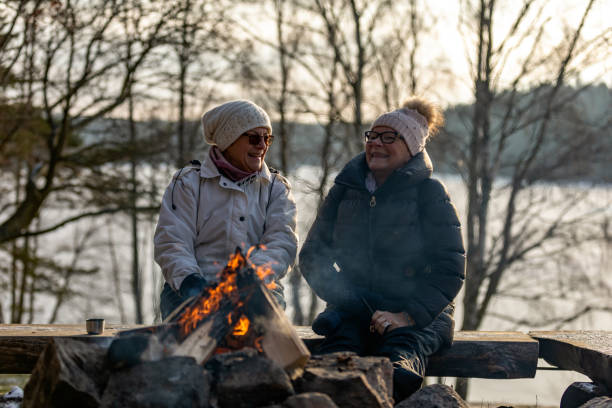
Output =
[
  {"x1": 100, "y1": 356, "x2": 210, "y2": 408},
  {"x1": 283, "y1": 392, "x2": 339, "y2": 408},
  {"x1": 395, "y1": 384, "x2": 470, "y2": 408},
  {"x1": 294, "y1": 352, "x2": 393, "y2": 408},
  {"x1": 562, "y1": 382, "x2": 610, "y2": 408},
  {"x1": 0, "y1": 386, "x2": 24, "y2": 408},
  {"x1": 579, "y1": 397, "x2": 612, "y2": 407},
  {"x1": 23, "y1": 338, "x2": 108, "y2": 408},
  {"x1": 206, "y1": 348, "x2": 294, "y2": 408}
]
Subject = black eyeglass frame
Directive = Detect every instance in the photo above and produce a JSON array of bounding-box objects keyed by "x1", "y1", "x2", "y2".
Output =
[
  {"x1": 364, "y1": 130, "x2": 401, "y2": 144},
  {"x1": 243, "y1": 132, "x2": 274, "y2": 146}
]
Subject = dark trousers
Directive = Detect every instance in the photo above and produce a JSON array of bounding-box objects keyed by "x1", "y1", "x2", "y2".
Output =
[
  {"x1": 317, "y1": 318, "x2": 444, "y2": 402},
  {"x1": 160, "y1": 282, "x2": 287, "y2": 321}
]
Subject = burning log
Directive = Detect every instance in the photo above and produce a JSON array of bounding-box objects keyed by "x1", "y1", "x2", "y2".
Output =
[
  {"x1": 245, "y1": 278, "x2": 311, "y2": 373},
  {"x1": 110, "y1": 247, "x2": 310, "y2": 372}
]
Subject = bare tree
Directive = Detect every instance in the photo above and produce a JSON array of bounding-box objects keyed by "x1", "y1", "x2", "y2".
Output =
[
  {"x1": 371, "y1": 0, "x2": 445, "y2": 110},
  {"x1": 270, "y1": 0, "x2": 300, "y2": 174},
  {"x1": 303, "y1": 0, "x2": 397, "y2": 155},
  {"x1": 434, "y1": 0, "x2": 611, "y2": 397},
  {"x1": 0, "y1": 0, "x2": 176, "y2": 245},
  {"x1": 163, "y1": 0, "x2": 232, "y2": 166},
  {"x1": 243, "y1": 0, "x2": 434, "y2": 323},
  {"x1": 0, "y1": 0, "x2": 177, "y2": 323},
  {"x1": 47, "y1": 224, "x2": 99, "y2": 323},
  {"x1": 119, "y1": 1, "x2": 148, "y2": 323}
]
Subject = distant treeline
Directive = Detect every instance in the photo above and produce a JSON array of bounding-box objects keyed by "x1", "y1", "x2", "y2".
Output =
[{"x1": 81, "y1": 83, "x2": 612, "y2": 183}]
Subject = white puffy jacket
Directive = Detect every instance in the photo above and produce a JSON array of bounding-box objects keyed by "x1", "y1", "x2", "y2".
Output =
[{"x1": 154, "y1": 156, "x2": 298, "y2": 291}]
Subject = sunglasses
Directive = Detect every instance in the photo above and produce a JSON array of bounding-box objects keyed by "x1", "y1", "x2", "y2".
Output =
[{"x1": 244, "y1": 133, "x2": 274, "y2": 146}]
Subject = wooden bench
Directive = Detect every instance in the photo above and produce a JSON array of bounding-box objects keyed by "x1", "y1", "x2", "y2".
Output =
[
  {"x1": 530, "y1": 330, "x2": 612, "y2": 391},
  {"x1": 0, "y1": 324, "x2": 539, "y2": 379},
  {"x1": 297, "y1": 327, "x2": 539, "y2": 379}
]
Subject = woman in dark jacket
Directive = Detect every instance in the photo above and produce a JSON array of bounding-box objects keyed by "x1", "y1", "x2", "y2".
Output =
[{"x1": 299, "y1": 98, "x2": 465, "y2": 401}]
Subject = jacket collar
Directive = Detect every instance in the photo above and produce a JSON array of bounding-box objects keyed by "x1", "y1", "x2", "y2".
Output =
[
  {"x1": 200, "y1": 153, "x2": 273, "y2": 183},
  {"x1": 335, "y1": 149, "x2": 433, "y2": 191}
]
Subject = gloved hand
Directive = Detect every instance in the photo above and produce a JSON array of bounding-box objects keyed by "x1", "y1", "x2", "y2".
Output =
[
  {"x1": 179, "y1": 273, "x2": 207, "y2": 298},
  {"x1": 312, "y1": 308, "x2": 344, "y2": 335}
]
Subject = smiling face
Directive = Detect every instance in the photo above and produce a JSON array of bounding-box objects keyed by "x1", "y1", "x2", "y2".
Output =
[
  {"x1": 223, "y1": 127, "x2": 270, "y2": 172},
  {"x1": 365, "y1": 125, "x2": 412, "y2": 184}
]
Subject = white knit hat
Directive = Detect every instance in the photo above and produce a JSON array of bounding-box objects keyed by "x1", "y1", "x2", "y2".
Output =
[
  {"x1": 371, "y1": 108, "x2": 429, "y2": 155},
  {"x1": 201, "y1": 100, "x2": 272, "y2": 151}
]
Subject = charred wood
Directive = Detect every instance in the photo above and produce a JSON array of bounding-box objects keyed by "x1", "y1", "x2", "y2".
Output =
[
  {"x1": 100, "y1": 356, "x2": 210, "y2": 408},
  {"x1": 22, "y1": 338, "x2": 108, "y2": 408},
  {"x1": 205, "y1": 348, "x2": 294, "y2": 408}
]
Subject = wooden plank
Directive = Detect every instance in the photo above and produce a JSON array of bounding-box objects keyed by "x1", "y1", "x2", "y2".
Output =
[
  {"x1": 426, "y1": 331, "x2": 539, "y2": 378},
  {"x1": 0, "y1": 324, "x2": 140, "y2": 374},
  {"x1": 0, "y1": 325, "x2": 540, "y2": 379},
  {"x1": 250, "y1": 284, "x2": 311, "y2": 374},
  {"x1": 296, "y1": 328, "x2": 539, "y2": 379},
  {"x1": 171, "y1": 319, "x2": 219, "y2": 364},
  {"x1": 529, "y1": 331, "x2": 612, "y2": 390}
]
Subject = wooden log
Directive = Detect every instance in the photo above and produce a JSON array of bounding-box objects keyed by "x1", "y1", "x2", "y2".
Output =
[
  {"x1": 426, "y1": 331, "x2": 539, "y2": 379},
  {"x1": 0, "y1": 324, "x2": 137, "y2": 374},
  {"x1": 297, "y1": 328, "x2": 539, "y2": 379},
  {"x1": 247, "y1": 282, "x2": 311, "y2": 374},
  {"x1": 529, "y1": 331, "x2": 612, "y2": 391},
  {"x1": 171, "y1": 316, "x2": 224, "y2": 364},
  {"x1": 167, "y1": 265, "x2": 261, "y2": 364},
  {"x1": 22, "y1": 338, "x2": 108, "y2": 408},
  {"x1": 0, "y1": 325, "x2": 546, "y2": 378}
]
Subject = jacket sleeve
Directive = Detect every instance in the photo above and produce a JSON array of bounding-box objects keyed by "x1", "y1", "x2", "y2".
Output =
[
  {"x1": 153, "y1": 169, "x2": 201, "y2": 291},
  {"x1": 299, "y1": 184, "x2": 374, "y2": 318},
  {"x1": 394, "y1": 178, "x2": 466, "y2": 328},
  {"x1": 248, "y1": 174, "x2": 298, "y2": 281}
]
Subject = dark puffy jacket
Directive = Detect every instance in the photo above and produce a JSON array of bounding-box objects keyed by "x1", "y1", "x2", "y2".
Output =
[{"x1": 299, "y1": 150, "x2": 465, "y2": 330}]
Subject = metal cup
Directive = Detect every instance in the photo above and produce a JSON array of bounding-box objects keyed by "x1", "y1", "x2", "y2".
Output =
[{"x1": 86, "y1": 318, "x2": 105, "y2": 334}]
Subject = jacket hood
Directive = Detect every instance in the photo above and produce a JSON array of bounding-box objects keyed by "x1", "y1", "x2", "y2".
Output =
[{"x1": 335, "y1": 149, "x2": 434, "y2": 191}]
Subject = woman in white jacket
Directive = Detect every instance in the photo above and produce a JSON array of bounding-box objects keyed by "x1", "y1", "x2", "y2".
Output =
[{"x1": 154, "y1": 100, "x2": 298, "y2": 319}]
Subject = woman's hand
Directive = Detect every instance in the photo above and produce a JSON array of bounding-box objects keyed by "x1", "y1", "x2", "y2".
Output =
[{"x1": 371, "y1": 310, "x2": 415, "y2": 335}]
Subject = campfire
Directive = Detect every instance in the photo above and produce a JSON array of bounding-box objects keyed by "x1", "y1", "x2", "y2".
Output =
[
  {"x1": 21, "y1": 247, "x2": 396, "y2": 408},
  {"x1": 176, "y1": 246, "x2": 274, "y2": 344},
  {"x1": 110, "y1": 246, "x2": 310, "y2": 373}
]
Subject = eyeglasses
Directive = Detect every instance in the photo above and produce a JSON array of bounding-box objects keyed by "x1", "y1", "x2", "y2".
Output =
[
  {"x1": 244, "y1": 132, "x2": 274, "y2": 146},
  {"x1": 364, "y1": 130, "x2": 401, "y2": 144}
]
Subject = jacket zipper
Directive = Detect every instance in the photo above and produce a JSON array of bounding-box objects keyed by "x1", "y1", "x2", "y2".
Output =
[{"x1": 368, "y1": 194, "x2": 376, "y2": 293}]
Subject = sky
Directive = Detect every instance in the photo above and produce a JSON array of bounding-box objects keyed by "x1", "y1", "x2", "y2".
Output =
[{"x1": 236, "y1": 0, "x2": 611, "y2": 109}]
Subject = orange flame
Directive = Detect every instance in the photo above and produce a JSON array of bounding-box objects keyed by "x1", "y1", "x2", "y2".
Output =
[
  {"x1": 232, "y1": 315, "x2": 250, "y2": 336},
  {"x1": 177, "y1": 245, "x2": 278, "y2": 337},
  {"x1": 254, "y1": 336, "x2": 264, "y2": 353},
  {"x1": 177, "y1": 251, "x2": 244, "y2": 337},
  {"x1": 254, "y1": 264, "x2": 277, "y2": 290}
]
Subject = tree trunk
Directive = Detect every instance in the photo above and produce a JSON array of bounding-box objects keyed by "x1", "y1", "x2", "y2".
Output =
[
  {"x1": 289, "y1": 268, "x2": 304, "y2": 325},
  {"x1": 275, "y1": 0, "x2": 290, "y2": 174},
  {"x1": 129, "y1": 86, "x2": 143, "y2": 324},
  {"x1": 458, "y1": 1, "x2": 495, "y2": 399}
]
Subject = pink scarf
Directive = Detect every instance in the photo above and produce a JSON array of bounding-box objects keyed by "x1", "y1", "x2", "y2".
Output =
[{"x1": 209, "y1": 146, "x2": 255, "y2": 182}]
